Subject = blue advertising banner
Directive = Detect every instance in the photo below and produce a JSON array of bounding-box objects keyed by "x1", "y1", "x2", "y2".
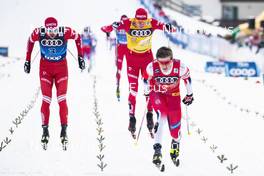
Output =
[
  {"x1": 0, "y1": 47, "x2": 8, "y2": 57},
  {"x1": 205, "y1": 61, "x2": 225, "y2": 73},
  {"x1": 225, "y1": 61, "x2": 259, "y2": 77}
]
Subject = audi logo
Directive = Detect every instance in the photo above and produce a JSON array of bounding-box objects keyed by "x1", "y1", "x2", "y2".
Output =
[
  {"x1": 155, "y1": 76, "x2": 178, "y2": 84},
  {"x1": 130, "y1": 29, "x2": 152, "y2": 37},
  {"x1": 41, "y1": 39, "x2": 63, "y2": 46}
]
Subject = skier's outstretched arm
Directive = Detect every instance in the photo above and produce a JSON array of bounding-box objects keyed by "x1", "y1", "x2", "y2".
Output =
[
  {"x1": 112, "y1": 18, "x2": 130, "y2": 32},
  {"x1": 64, "y1": 27, "x2": 82, "y2": 57},
  {"x1": 26, "y1": 28, "x2": 39, "y2": 62},
  {"x1": 65, "y1": 27, "x2": 85, "y2": 70},
  {"x1": 180, "y1": 63, "x2": 193, "y2": 105},
  {"x1": 24, "y1": 28, "x2": 39, "y2": 73},
  {"x1": 101, "y1": 25, "x2": 114, "y2": 38},
  {"x1": 101, "y1": 25, "x2": 113, "y2": 33},
  {"x1": 151, "y1": 18, "x2": 176, "y2": 33}
]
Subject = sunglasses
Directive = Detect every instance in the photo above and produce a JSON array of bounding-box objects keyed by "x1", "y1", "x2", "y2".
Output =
[{"x1": 46, "y1": 27, "x2": 58, "y2": 35}]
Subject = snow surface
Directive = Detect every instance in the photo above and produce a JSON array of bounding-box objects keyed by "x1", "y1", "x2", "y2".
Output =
[{"x1": 0, "y1": 0, "x2": 264, "y2": 176}]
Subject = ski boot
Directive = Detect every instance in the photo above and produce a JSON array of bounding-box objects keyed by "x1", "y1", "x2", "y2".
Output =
[
  {"x1": 153, "y1": 143, "x2": 165, "y2": 171},
  {"x1": 154, "y1": 122, "x2": 159, "y2": 133},
  {"x1": 146, "y1": 111, "x2": 154, "y2": 138},
  {"x1": 60, "y1": 124, "x2": 68, "y2": 151},
  {"x1": 41, "y1": 125, "x2": 49, "y2": 150},
  {"x1": 128, "y1": 114, "x2": 136, "y2": 139},
  {"x1": 170, "y1": 139, "x2": 180, "y2": 166},
  {"x1": 116, "y1": 85, "x2": 120, "y2": 102}
]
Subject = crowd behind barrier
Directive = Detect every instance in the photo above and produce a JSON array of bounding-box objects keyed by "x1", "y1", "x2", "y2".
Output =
[{"x1": 139, "y1": 0, "x2": 264, "y2": 79}]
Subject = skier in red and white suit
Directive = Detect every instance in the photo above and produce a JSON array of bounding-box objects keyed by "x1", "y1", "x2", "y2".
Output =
[
  {"x1": 112, "y1": 8, "x2": 174, "y2": 137},
  {"x1": 101, "y1": 15, "x2": 129, "y2": 101},
  {"x1": 24, "y1": 17, "x2": 85, "y2": 145},
  {"x1": 144, "y1": 47, "x2": 193, "y2": 166}
]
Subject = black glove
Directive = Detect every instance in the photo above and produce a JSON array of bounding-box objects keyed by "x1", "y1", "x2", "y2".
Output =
[
  {"x1": 24, "y1": 61, "x2": 31, "y2": 74},
  {"x1": 182, "y1": 94, "x2": 194, "y2": 106},
  {"x1": 165, "y1": 23, "x2": 173, "y2": 32},
  {"x1": 112, "y1": 22, "x2": 120, "y2": 29},
  {"x1": 106, "y1": 32, "x2": 110, "y2": 38},
  {"x1": 78, "y1": 56, "x2": 85, "y2": 70}
]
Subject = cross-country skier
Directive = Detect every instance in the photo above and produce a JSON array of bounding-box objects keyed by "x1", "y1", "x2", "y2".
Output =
[
  {"x1": 111, "y1": 8, "x2": 174, "y2": 138},
  {"x1": 145, "y1": 47, "x2": 193, "y2": 168},
  {"x1": 81, "y1": 26, "x2": 97, "y2": 72},
  {"x1": 24, "y1": 17, "x2": 85, "y2": 150},
  {"x1": 101, "y1": 15, "x2": 128, "y2": 101}
]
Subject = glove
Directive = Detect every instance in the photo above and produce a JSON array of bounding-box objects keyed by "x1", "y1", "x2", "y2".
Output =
[
  {"x1": 24, "y1": 61, "x2": 31, "y2": 74},
  {"x1": 182, "y1": 94, "x2": 194, "y2": 106},
  {"x1": 78, "y1": 56, "x2": 85, "y2": 70},
  {"x1": 112, "y1": 22, "x2": 120, "y2": 29},
  {"x1": 106, "y1": 32, "x2": 110, "y2": 38},
  {"x1": 165, "y1": 23, "x2": 173, "y2": 32}
]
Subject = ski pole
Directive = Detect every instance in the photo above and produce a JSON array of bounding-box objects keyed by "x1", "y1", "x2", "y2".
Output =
[
  {"x1": 67, "y1": 49, "x2": 84, "y2": 72},
  {"x1": 31, "y1": 51, "x2": 39, "y2": 64},
  {"x1": 67, "y1": 49, "x2": 78, "y2": 61},
  {"x1": 166, "y1": 32, "x2": 171, "y2": 48},
  {"x1": 185, "y1": 105, "x2": 191, "y2": 135},
  {"x1": 135, "y1": 98, "x2": 150, "y2": 146}
]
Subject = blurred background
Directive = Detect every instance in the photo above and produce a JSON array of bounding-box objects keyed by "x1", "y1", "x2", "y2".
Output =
[{"x1": 0, "y1": 0, "x2": 264, "y2": 175}]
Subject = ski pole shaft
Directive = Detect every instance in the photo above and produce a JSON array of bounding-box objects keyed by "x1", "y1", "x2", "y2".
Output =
[
  {"x1": 167, "y1": 33, "x2": 171, "y2": 48},
  {"x1": 31, "y1": 51, "x2": 39, "y2": 64},
  {"x1": 67, "y1": 49, "x2": 78, "y2": 61},
  {"x1": 67, "y1": 49, "x2": 84, "y2": 72},
  {"x1": 135, "y1": 98, "x2": 150, "y2": 145},
  {"x1": 185, "y1": 106, "x2": 191, "y2": 135}
]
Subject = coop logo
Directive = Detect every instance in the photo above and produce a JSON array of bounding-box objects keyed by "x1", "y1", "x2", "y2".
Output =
[
  {"x1": 229, "y1": 68, "x2": 256, "y2": 77},
  {"x1": 41, "y1": 39, "x2": 63, "y2": 46},
  {"x1": 225, "y1": 61, "x2": 259, "y2": 77},
  {"x1": 207, "y1": 67, "x2": 225, "y2": 73},
  {"x1": 205, "y1": 61, "x2": 225, "y2": 74},
  {"x1": 130, "y1": 29, "x2": 152, "y2": 37},
  {"x1": 45, "y1": 55, "x2": 62, "y2": 61},
  {"x1": 155, "y1": 76, "x2": 178, "y2": 84}
]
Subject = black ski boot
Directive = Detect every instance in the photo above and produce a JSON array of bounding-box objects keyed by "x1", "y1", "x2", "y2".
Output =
[
  {"x1": 170, "y1": 139, "x2": 180, "y2": 166},
  {"x1": 116, "y1": 85, "x2": 120, "y2": 101},
  {"x1": 153, "y1": 143, "x2": 162, "y2": 165},
  {"x1": 41, "y1": 125, "x2": 49, "y2": 150},
  {"x1": 153, "y1": 143, "x2": 165, "y2": 171},
  {"x1": 60, "y1": 124, "x2": 68, "y2": 150},
  {"x1": 128, "y1": 114, "x2": 136, "y2": 139},
  {"x1": 146, "y1": 111, "x2": 154, "y2": 138},
  {"x1": 154, "y1": 122, "x2": 159, "y2": 133}
]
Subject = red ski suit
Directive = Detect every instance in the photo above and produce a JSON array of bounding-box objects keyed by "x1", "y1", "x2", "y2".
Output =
[
  {"x1": 101, "y1": 25, "x2": 128, "y2": 85},
  {"x1": 26, "y1": 27, "x2": 82, "y2": 125},
  {"x1": 115, "y1": 18, "x2": 166, "y2": 115},
  {"x1": 146, "y1": 59, "x2": 192, "y2": 140}
]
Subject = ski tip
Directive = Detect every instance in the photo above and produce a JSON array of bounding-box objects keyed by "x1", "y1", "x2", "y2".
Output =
[
  {"x1": 154, "y1": 163, "x2": 165, "y2": 172},
  {"x1": 160, "y1": 164, "x2": 165, "y2": 172}
]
